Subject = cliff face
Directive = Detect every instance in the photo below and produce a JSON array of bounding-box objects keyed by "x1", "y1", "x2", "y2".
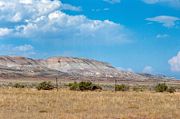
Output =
[{"x1": 0, "y1": 56, "x2": 146, "y2": 80}]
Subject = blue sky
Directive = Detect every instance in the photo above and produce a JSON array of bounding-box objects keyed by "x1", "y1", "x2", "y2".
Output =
[{"x1": 0, "y1": 0, "x2": 180, "y2": 78}]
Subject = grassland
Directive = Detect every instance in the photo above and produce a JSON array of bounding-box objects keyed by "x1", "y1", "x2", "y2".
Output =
[{"x1": 0, "y1": 88, "x2": 180, "y2": 119}]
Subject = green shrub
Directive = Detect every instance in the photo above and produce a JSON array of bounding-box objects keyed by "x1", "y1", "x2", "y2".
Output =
[
  {"x1": 68, "y1": 81, "x2": 102, "y2": 91},
  {"x1": 155, "y1": 83, "x2": 168, "y2": 92},
  {"x1": 115, "y1": 84, "x2": 129, "y2": 91},
  {"x1": 13, "y1": 83, "x2": 25, "y2": 88},
  {"x1": 69, "y1": 82, "x2": 80, "y2": 90},
  {"x1": 167, "y1": 87, "x2": 176, "y2": 93},
  {"x1": 36, "y1": 81, "x2": 54, "y2": 90}
]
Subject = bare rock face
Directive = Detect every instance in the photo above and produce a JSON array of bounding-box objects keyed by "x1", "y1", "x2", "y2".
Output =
[
  {"x1": 0, "y1": 56, "x2": 66, "y2": 78},
  {"x1": 0, "y1": 56, "x2": 150, "y2": 80},
  {"x1": 42, "y1": 57, "x2": 120, "y2": 77}
]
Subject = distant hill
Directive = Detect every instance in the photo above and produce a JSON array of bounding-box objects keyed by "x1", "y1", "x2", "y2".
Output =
[
  {"x1": 0, "y1": 56, "x2": 173, "y2": 81},
  {"x1": 138, "y1": 73, "x2": 175, "y2": 80}
]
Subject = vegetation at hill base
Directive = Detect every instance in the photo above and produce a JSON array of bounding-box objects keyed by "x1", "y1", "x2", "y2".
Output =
[
  {"x1": 13, "y1": 83, "x2": 26, "y2": 88},
  {"x1": 155, "y1": 83, "x2": 176, "y2": 93},
  {"x1": 36, "y1": 81, "x2": 54, "y2": 90},
  {"x1": 68, "y1": 81, "x2": 102, "y2": 91}
]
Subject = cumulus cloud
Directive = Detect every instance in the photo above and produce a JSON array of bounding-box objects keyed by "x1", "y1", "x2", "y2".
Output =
[
  {"x1": 142, "y1": 66, "x2": 153, "y2": 74},
  {"x1": 0, "y1": 0, "x2": 130, "y2": 46},
  {"x1": 143, "y1": 0, "x2": 180, "y2": 8},
  {"x1": 0, "y1": 28, "x2": 12, "y2": 37},
  {"x1": 0, "y1": 44, "x2": 35, "y2": 57},
  {"x1": 15, "y1": 11, "x2": 130, "y2": 45},
  {"x1": 168, "y1": 51, "x2": 180, "y2": 72},
  {"x1": 0, "y1": 0, "x2": 61, "y2": 23},
  {"x1": 146, "y1": 16, "x2": 180, "y2": 28},
  {"x1": 103, "y1": 0, "x2": 121, "y2": 4}
]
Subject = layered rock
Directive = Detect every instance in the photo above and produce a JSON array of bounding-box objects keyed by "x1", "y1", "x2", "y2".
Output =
[{"x1": 0, "y1": 56, "x2": 156, "y2": 80}]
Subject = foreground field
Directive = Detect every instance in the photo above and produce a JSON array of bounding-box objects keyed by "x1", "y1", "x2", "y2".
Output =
[{"x1": 0, "y1": 88, "x2": 180, "y2": 119}]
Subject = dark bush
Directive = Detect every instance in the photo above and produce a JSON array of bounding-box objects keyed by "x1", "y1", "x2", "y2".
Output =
[
  {"x1": 68, "y1": 81, "x2": 102, "y2": 91},
  {"x1": 36, "y1": 81, "x2": 54, "y2": 90},
  {"x1": 155, "y1": 83, "x2": 168, "y2": 92},
  {"x1": 13, "y1": 83, "x2": 25, "y2": 88},
  {"x1": 79, "y1": 81, "x2": 93, "y2": 91},
  {"x1": 167, "y1": 87, "x2": 176, "y2": 93},
  {"x1": 91, "y1": 85, "x2": 102, "y2": 91},
  {"x1": 115, "y1": 84, "x2": 129, "y2": 91}
]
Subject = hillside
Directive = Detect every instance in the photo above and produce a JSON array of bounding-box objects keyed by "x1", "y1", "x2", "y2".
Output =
[{"x1": 0, "y1": 56, "x2": 169, "y2": 81}]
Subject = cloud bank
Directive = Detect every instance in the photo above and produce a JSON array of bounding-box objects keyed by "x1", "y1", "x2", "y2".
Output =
[
  {"x1": 0, "y1": 0, "x2": 130, "y2": 43},
  {"x1": 0, "y1": 0, "x2": 131, "y2": 56}
]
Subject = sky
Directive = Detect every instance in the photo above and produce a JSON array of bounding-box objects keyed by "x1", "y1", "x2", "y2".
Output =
[{"x1": 0, "y1": 0, "x2": 180, "y2": 78}]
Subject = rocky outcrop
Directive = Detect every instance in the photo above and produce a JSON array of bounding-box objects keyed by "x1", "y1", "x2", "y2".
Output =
[{"x1": 0, "y1": 56, "x2": 160, "y2": 80}]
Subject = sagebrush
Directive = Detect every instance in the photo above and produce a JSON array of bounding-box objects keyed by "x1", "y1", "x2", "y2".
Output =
[
  {"x1": 36, "y1": 81, "x2": 54, "y2": 90},
  {"x1": 68, "y1": 81, "x2": 102, "y2": 91}
]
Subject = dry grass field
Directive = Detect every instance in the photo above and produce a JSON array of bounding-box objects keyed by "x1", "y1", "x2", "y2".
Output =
[{"x1": 0, "y1": 88, "x2": 180, "y2": 119}]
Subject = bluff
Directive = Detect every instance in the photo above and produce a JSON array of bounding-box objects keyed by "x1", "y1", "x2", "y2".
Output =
[{"x1": 0, "y1": 56, "x2": 164, "y2": 80}]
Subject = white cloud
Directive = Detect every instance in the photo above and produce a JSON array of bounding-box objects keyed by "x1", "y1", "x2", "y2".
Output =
[
  {"x1": 156, "y1": 34, "x2": 169, "y2": 39},
  {"x1": 103, "y1": 0, "x2": 121, "y2": 4},
  {"x1": 143, "y1": 0, "x2": 180, "y2": 8},
  {"x1": 0, "y1": 0, "x2": 61, "y2": 23},
  {"x1": 0, "y1": 0, "x2": 81, "y2": 23},
  {"x1": 168, "y1": 51, "x2": 180, "y2": 72},
  {"x1": 127, "y1": 68, "x2": 134, "y2": 72},
  {"x1": 0, "y1": 0, "x2": 130, "y2": 45},
  {"x1": 61, "y1": 4, "x2": 82, "y2": 11},
  {"x1": 12, "y1": 12, "x2": 22, "y2": 22},
  {"x1": 92, "y1": 8, "x2": 110, "y2": 12},
  {"x1": 117, "y1": 67, "x2": 134, "y2": 72},
  {"x1": 143, "y1": 0, "x2": 161, "y2": 4},
  {"x1": 142, "y1": 66, "x2": 153, "y2": 74},
  {"x1": 14, "y1": 44, "x2": 34, "y2": 52},
  {"x1": 146, "y1": 16, "x2": 180, "y2": 28},
  {"x1": 0, "y1": 44, "x2": 35, "y2": 57},
  {"x1": 14, "y1": 11, "x2": 130, "y2": 45},
  {"x1": 0, "y1": 28, "x2": 12, "y2": 37},
  {"x1": 19, "y1": 0, "x2": 33, "y2": 5}
]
